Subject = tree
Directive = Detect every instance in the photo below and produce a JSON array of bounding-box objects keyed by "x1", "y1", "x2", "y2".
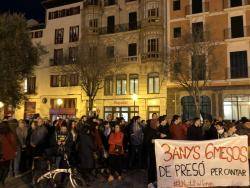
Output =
[
  {"x1": 61, "y1": 38, "x2": 118, "y2": 113},
  {"x1": 0, "y1": 13, "x2": 44, "y2": 108},
  {"x1": 168, "y1": 27, "x2": 217, "y2": 117}
]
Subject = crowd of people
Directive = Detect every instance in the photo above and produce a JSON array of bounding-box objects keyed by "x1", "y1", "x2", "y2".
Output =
[{"x1": 0, "y1": 113, "x2": 249, "y2": 188}]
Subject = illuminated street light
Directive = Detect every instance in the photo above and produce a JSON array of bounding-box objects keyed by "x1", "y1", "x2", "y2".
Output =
[
  {"x1": 131, "y1": 94, "x2": 138, "y2": 117},
  {"x1": 57, "y1": 98, "x2": 63, "y2": 106},
  {"x1": 0, "y1": 102, "x2": 4, "y2": 108}
]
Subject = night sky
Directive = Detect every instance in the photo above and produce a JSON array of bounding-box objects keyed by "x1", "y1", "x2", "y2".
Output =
[{"x1": 1, "y1": 0, "x2": 45, "y2": 22}]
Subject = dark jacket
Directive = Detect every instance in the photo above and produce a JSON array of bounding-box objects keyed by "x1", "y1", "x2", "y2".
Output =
[
  {"x1": 204, "y1": 124, "x2": 218, "y2": 140},
  {"x1": 187, "y1": 125, "x2": 203, "y2": 141},
  {"x1": 77, "y1": 131, "x2": 95, "y2": 169},
  {"x1": 159, "y1": 124, "x2": 170, "y2": 139}
]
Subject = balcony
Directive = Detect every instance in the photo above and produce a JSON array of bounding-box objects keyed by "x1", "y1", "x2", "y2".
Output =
[
  {"x1": 142, "y1": 16, "x2": 162, "y2": 27},
  {"x1": 99, "y1": 22, "x2": 141, "y2": 34},
  {"x1": 185, "y1": 2, "x2": 209, "y2": 15},
  {"x1": 83, "y1": 0, "x2": 100, "y2": 6},
  {"x1": 104, "y1": 0, "x2": 118, "y2": 6},
  {"x1": 125, "y1": 0, "x2": 137, "y2": 2},
  {"x1": 223, "y1": 0, "x2": 250, "y2": 9},
  {"x1": 141, "y1": 52, "x2": 162, "y2": 61},
  {"x1": 226, "y1": 67, "x2": 249, "y2": 79},
  {"x1": 224, "y1": 26, "x2": 250, "y2": 39},
  {"x1": 121, "y1": 56, "x2": 138, "y2": 62}
]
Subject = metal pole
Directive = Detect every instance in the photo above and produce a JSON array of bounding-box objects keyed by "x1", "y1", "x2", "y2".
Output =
[{"x1": 134, "y1": 100, "x2": 135, "y2": 117}]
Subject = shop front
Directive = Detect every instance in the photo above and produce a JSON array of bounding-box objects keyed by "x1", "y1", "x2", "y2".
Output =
[{"x1": 50, "y1": 98, "x2": 77, "y2": 121}]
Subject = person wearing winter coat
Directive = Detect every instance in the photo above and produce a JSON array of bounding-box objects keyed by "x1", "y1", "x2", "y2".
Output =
[
  {"x1": 108, "y1": 124, "x2": 124, "y2": 182},
  {"x1": 77, "y1": 126, "x2": 95, "y2": 185},
  {"x1": 129, "y1": 116, "x2": 143, "y2": 169},
  {"x1": 15, "y1": 120, "x2": 28, "y2": 175},
  {"x1": 187, "y1": 118, "x2": 203, "y2": 141},
  {"x1": 0, "y1": 121, "x2": 17, "y2": 186},
  {"x1": 169, "y1": 115, "x2": 188, "y2": 140}
]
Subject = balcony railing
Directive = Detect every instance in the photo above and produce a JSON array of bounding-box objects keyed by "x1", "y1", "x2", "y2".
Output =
[
  {"x1": 99, "y1": 22, "x2": 141, "y2": 34},
  {"x1": 83, "y1": 0, "x2": 100, "y2": 6},
  {"x1": 224, "y1": 26, "x2": 250, "y2": 39},
  {"x1": 223, "y1": 0, "x2": 250, "y2": 9},
  {"x1": 141, "y1": 52, "x2": 162, "y2": 61},
  {"x1": 185, "y1": 2, "x2": 209, "y2": 15},
  {"x1": 121, "y1": 56, "x2": 138, "y2": 62},
  {"x1": 104, "y1": 0, "x2": 118, "y2": 6},
  {"x1": 226, "y1": 67, "x2": 249, "y2": 79},
  {"x1": 125, "y1": 0, "x2": 137, "y2": 2}
]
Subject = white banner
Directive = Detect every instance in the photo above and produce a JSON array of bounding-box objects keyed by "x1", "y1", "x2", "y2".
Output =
[{"x1": 155, "y1": 136, "x2": 249, "y2": 188}]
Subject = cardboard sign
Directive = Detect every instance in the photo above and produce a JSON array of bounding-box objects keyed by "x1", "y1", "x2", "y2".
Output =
[{"x1": 155, "y1": 136, "x2": 249, "y2": 187}]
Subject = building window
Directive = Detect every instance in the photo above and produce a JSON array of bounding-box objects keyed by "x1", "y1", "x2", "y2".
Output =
[
  {"x1": 148, "y1": 72, "x2": 159, "y2": 94},
  {"x1": 104, "y1": 76, "x2": 113, "y2": 96},
  {"x1": 55, "y1": 28, "x2": 64, "y2": 44},
  {"x1": 27, "y1": 77, "x2": 36, "y2": 94},
  {"x1": 69, "y1": 26, "x2": 79, "y2": 42},
  {"x1": 192, "y1": 22, "x2": 203, "y2": 42},
  {"x1": 69, "y1": 74, "x2": 79, "y2": 86},
  {"x1": 104, "y1": 106, "x2": 139, "y2": 122},
  {"x1": 192, "y1": 0, "x2": 203, "y2": 14},
  {"x1": 148, "y1": 106, "x2": 160, "y2": 119},
  {"x1": 181, "y1": 96, "x2": 211, "y2": 120},
  {"x1": 106, "y1": 46, "x2": 115, "y2": 58},
  {"x1": 69, "y1": 47, "x2": 78, "y2": 63},
  {"x1": 24, "y1": 102, "x2": 36, "y2": 119},
  {"x1": 61, "y1": 75, "x2": 68, "y2": 87},
  {"x1": 128, "y1": 43, "x2": 137, "y2": 57},
  {"x1": 31, "y1": 30, "x2": 43, "y2": 38},
  {"x1": 116, "y1": 74, "x2": 127, "y2": 95},
  {"x1": 231, "y1": 16, "x2": 244, "y2": 38},
  {"x1": 129, "y1": 12, "x2": 137, "y2": 30},
  {"x1": 104, "y1": 0, "x2": 117, "y2": 6},
  {"x1": 50, "y1": 75, "x2": 59, "y2": 87},
  {"x1": 53, "y1": 49, "x2": 63, "y2": 65},
  {"x1": 191, "y1": 55, "x2": 206, "y2": 80},
  {"x1": 148, "y1": 8, "x2": 159, "y2": 18},
  {"x1": 230, "y1": 51, "x2": 248, "y2": 79},
  {"x1": 48, "y1": 6, "x2": 80, "y2": 20},
  {"x1": 89, "y1": 18, "x2": 98, "y2": 28},
  {"x1": 148, "y1": 38, "x2": 159, "y2": 53},
  {"x1": 129, "y1": 74, "x2": 138, "y2": 94},
  {"x1": 230, "y1": 0, "x2": 242, "y2": 7},
  {"x1": 173, "y1": 27, "x2": 181, "y2": 38},
  {"x1": 173, "y1": 0, "x2": 181, "y2": 11},
  {"x1": 224, "y1": 95, "x2": 250, "y2": 120},
  {"x1": 107, "y1": 16, "x2": 115, "y2": 34}
]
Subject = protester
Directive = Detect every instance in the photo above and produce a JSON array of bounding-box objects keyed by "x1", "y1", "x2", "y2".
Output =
[
  {"x1": 224, "y1": 123, "x2": 238, "y2": 138},
  {"x1": 0, "y1": 121, "x2": 17, "y2": 186},
  {"x1": 77, "y1": 125, "x2": 95, "y2": 185},
  {"x1": 129, "y1": 116, "x2": 143, "y2": 169},
  {"x1": 15, "y1": 120, "x2": 28, "y2": 175},
  {"x1": 169, "y1": 115, "x2": 187, "y2": 140},
  {"x1": 108, "y1": 124, "x2": 124, "y2": 182},
  {"x1": 158, "y1": 115, "x2": 170, "y2": 139},
  {"x1": 187, "y1": 118, "x2": 203, "y2": 140}
]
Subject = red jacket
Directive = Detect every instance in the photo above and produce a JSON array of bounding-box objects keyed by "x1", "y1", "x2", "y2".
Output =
[
  {"x1": 0, "y1": 133, "x2": 16, "y2": 161},
  {"x1": 170, "y1": 123, "x2": 188, "y2": 140},
  {"x1": 108, "y1": 132, "x2": 124, "y2": 155}
]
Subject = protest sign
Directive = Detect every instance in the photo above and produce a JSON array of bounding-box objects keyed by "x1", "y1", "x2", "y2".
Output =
[{"x1": 155, "y1": 136, "x2": 249, "y2": 188}]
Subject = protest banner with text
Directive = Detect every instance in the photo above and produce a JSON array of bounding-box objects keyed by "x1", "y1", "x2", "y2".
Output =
[{"x1": 155, "y1": 136, "x2": 249, "y2": 188}]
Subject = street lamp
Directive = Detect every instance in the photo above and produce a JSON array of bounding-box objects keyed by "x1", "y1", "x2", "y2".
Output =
[
  {"x1": 57, "y1": 98, "x2": 63, "y2": 106},
  {"x1": 0, "y1": 102, "x2": 4, "y2": 108},
  {"x1": 131, "y1": 94, "x2": 138, "y2": 117}
]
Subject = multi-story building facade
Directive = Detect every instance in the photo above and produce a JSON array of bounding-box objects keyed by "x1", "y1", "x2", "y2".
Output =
[
  {"x1": 167, "y1": 0, "x2": 250, "y2": 120},
  {"x1": 15, "y1": 0, "x2": 168, "y2": 121},
  {"x1": 14, "y1": 0, "x2": 250, "y2": 121}
]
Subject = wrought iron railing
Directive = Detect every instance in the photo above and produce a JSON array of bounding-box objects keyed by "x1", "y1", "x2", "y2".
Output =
[{"x1": 99, "y1": 22, "x2": 141, "y2": 34}]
